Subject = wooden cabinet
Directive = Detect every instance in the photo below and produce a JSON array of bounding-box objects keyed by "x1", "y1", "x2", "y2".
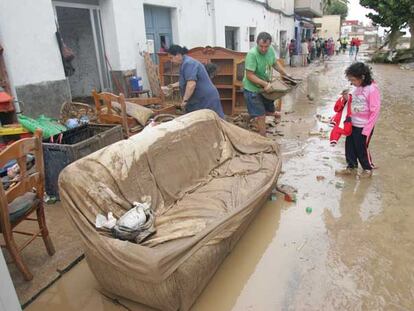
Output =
[{"x1": 158, "y1": 47, "x2": 247, "y2": 116}]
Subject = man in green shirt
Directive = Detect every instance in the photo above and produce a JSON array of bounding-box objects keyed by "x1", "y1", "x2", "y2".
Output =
[{"x1": 243, "y1": 32, "x2": 288, "y2": 136}]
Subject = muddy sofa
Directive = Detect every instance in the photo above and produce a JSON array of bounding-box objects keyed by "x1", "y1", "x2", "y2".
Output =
[{"x1": 59, "y1": 110, "x2": 282, "y2": 310}]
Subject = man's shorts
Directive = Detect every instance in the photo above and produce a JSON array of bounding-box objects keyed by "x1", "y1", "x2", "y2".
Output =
[{"x1": 243, "y1": 89, "x2": 275, "y2": 118}]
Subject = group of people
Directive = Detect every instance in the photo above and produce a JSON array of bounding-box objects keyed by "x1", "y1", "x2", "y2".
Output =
[
  {"x1": 163, "y1": 32, "x2": 379, "y2": 177},
  {"x1": 287, "y1": 36, "x2": 363, "y2": 66},
  {"x1": 348, "y1": 37, "x2": 362, "y2": 59}
]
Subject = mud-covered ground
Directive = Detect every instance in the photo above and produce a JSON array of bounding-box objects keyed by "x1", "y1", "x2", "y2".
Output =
[{"x1": 26, "y1": 53, "x2": 414, "y2": 311}]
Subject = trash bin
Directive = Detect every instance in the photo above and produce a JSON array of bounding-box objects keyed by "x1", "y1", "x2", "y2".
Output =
[{"x1": 43, "y1": 124, "x2": 123, "y2": 199}]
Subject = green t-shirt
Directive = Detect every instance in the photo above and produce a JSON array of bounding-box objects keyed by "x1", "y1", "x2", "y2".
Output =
[{"x1": 243, "y1": 46, "x2": 276, "y2": 93}]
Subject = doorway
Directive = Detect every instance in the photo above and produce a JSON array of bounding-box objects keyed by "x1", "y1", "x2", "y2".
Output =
[
  {"x1": 144, "y1": 5, "x2": 173, "y2": 63},
  {"x1": 54, "y1": 3, "x2": 110, "y2": 99},
  {"x1": 225, "y1": 26, "x2": 240, "y2": 51}
]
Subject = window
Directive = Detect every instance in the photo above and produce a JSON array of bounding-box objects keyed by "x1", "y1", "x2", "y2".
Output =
[{"x1": 225, "y1": 26, "x2": 240, "y2": 51}]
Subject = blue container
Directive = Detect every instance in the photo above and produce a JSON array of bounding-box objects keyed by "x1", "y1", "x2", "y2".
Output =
[{"x1": 129, "y1": 76, "x2": 143, "y2": 92}]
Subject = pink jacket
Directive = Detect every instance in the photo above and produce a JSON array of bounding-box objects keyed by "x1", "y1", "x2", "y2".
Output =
[{"x1": 351, "y1": 82, "x2": 381, "y2": 137}]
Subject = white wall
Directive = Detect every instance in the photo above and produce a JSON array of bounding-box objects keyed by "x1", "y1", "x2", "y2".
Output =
[
  {"x1": 100, "y1": 0, "x2": 213, "y2": 89},
  {"x1": 100, "y1": 0, "x2": 295, "y2": 87},
  {"x1": 215, "y1": 0, "x2": 295, "y2": 52},
  {"x1": 0, "y1": 0, "x2": 66, "y2": 87},
  {"x1": 0, "y1": 252, "x2": 21, "y2": 311},
  {"x1": 0, "y1": 0, "x2": 295, "y2": 96}
]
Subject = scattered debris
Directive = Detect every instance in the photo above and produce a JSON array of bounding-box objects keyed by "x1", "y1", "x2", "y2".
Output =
[
  {"x1": 400, "y1": 62, "x2": 414, "y2": 71},
  {"x1": 316, "y1": 114, "x2": 331, "y2": 124},
  {"x1": 297, "y1": 239, "x2": 308, "y2": 251},
  {"x1": 309, "y1": 127, "x2": 329, "y2": 137},
  {"x1": 335, "y1": 181, "x2": 344, "y2": 189},
  {"x1": 276, "y1": 184, "x2": 298, "y2": 202},
  {"x1": 44, "y1": 194, "x2": 58, "y2": 205},
  {"x1": 112, "y1": 199, "x2": 156, "y2": 244},
  {"x1": 95, "y1": 212, "x2": 117, "y2": 230}
]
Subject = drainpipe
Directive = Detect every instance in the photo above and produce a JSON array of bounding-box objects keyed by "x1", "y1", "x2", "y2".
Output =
[{"x1": 206, "y1": 0, "x2": 217, "y2": 46}]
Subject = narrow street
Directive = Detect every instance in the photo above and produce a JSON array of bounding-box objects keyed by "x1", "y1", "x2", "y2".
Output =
[
  {"x1": 26, "y1": 52, "x2": 414, "y2": 311},
  {"x1": 193, "y1": 53, "x2": 414, "y2": 310}
]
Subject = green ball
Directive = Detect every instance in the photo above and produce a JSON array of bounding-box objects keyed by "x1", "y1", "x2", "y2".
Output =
[{"x1": 306, "y1": 207, "x2": 312, "y2": 214}]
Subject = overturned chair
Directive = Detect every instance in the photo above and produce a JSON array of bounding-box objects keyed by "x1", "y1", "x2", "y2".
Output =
[{"x1": 59, "y1": 110, "x2": 282, "y2": 310}]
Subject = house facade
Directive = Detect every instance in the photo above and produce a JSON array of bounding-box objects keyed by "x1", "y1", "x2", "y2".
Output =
[
  {"x1": 0, "y1": 0, "x2": 297, "y2": 117},
  {"x1": 293, "y1": 0, "x2": 323, "y2": 54}
]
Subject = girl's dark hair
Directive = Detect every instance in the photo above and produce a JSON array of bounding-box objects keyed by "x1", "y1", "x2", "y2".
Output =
[
  {"x1": 345, "y1": 62, "x2": 373, "y2": 86},
  {"x1": 166, "y1": 44, "x2": 189, "y2": 55}
]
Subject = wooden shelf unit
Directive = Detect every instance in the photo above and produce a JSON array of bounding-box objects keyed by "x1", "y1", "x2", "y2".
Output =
[{"x1": 158, "y1": 47, "x2": 247, "y2": 115}]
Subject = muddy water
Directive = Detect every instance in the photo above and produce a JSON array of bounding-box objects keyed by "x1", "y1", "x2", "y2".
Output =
[
  {"x1": 192, "y1": 56, "x2": 414, "y2": 310},
  {"x1": 26, "y1": 55, "x2": 414, "y2": 311}
]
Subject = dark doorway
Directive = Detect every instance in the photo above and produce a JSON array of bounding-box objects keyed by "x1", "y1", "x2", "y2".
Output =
[
  {"x1": 144, "y1": 5, "x2": 173, "y2": 63},
  {"x1": 225, "y1": 26, "x2": 239, "y2": 51}
]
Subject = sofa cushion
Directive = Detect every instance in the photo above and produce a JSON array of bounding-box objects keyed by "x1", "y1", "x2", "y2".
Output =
[
  {"x1": 8, "y1": 192, "x2": 38, "y2": 223},
  {"x1": 143, "y1": 152, "x2": 278, "y2": 247}
]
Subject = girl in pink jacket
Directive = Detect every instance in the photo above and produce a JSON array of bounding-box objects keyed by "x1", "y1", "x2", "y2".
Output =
[{"x1": 336, "y1": 62, "x2": 381, "y2": 178}]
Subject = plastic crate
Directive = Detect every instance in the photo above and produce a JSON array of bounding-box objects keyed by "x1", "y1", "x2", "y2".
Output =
[{"x1": 43, "y1": 124, "x2": 123, "y2": 198}]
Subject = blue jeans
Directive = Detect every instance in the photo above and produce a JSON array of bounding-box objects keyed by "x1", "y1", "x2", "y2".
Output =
[{"x1": 243, "y1": 89, "x2": 275, "y2": 117}]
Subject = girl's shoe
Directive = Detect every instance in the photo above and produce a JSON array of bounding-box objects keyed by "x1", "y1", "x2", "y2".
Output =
[{"x1": 358, "y1": 169, "x2": 373, "y2": 178}]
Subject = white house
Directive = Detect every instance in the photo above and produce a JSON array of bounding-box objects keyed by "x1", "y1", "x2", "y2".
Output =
[{"x1": 0, "y1": 0, "x2": 296, "y2": 117}]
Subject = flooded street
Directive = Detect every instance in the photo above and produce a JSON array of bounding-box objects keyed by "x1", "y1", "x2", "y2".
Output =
[
  {"x1": 26, "y1": 54, "x2": 414, "y2": 311},
  {"x1": 192, "y1": 55, "x2": 414, "y2": 311}
]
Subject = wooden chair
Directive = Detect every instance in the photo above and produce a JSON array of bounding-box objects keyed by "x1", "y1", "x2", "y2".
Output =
[
  {"x1": 93, "y1": 90, "x2": 141, "y2": 138},
  {"x1": 0, "y1": 129, "x2": 55, "y2": 281}
]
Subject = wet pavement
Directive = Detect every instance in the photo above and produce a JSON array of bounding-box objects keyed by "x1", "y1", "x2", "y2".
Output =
[{"x1": 27, "y1": 53, "x2": 414, "y2": 311}]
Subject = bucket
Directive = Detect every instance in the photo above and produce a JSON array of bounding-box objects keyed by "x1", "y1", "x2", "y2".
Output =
[{"x1": 130, "y1": 76, "x2": 143, "y2": 92}]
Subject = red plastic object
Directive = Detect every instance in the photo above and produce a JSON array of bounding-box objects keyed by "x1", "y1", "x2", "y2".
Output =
[{"x1": 0, "y1": 91, "x2": 14, "y2": 112}]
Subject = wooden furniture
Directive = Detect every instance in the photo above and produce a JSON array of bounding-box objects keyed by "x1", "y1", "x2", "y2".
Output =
[
  {"x1": 158, "y1": 47, "x2": 247, "y2": 115},
  {"x1": 93, "y1": 90, "x2": 138, "y2": 138},
  {"x1": 0, "y1": 129, "x2": 55, "y2": 281}
]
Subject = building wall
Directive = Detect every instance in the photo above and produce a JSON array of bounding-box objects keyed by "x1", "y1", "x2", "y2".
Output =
[
  {"x1": 0, "y1": 0, "x2": 70, "y2": 116},
  {"x1": 0, "y1": 251, "x2": 21, "y2": 311},
  {"x1": 295, "y1": 0, "x2": 322, "y2": 17},
  {"x1": 314, "y1": 15, "x2": 341, "y2": 40},
  {"x1": 100, "y1": 0, "x2": 294, "y2": 88},
  {"x1": 1, "y1": 0, "x2": 295, "y2": 114},
  {"x1": 215, "y1": 0, "x2": 295, "y2": 53}
]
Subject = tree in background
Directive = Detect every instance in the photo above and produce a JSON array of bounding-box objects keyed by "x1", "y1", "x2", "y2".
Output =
[
  {"x1": 360, "y1": 0, "x2": 414, "y2": 49},
  {"x1": 324, "y1": 0, "x2": 349, "y2": 20}
]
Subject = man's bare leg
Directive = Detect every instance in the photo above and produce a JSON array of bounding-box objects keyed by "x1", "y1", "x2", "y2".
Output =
[{"x1": 257, "y1": 116, "x2": 266, "y2": 136}]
